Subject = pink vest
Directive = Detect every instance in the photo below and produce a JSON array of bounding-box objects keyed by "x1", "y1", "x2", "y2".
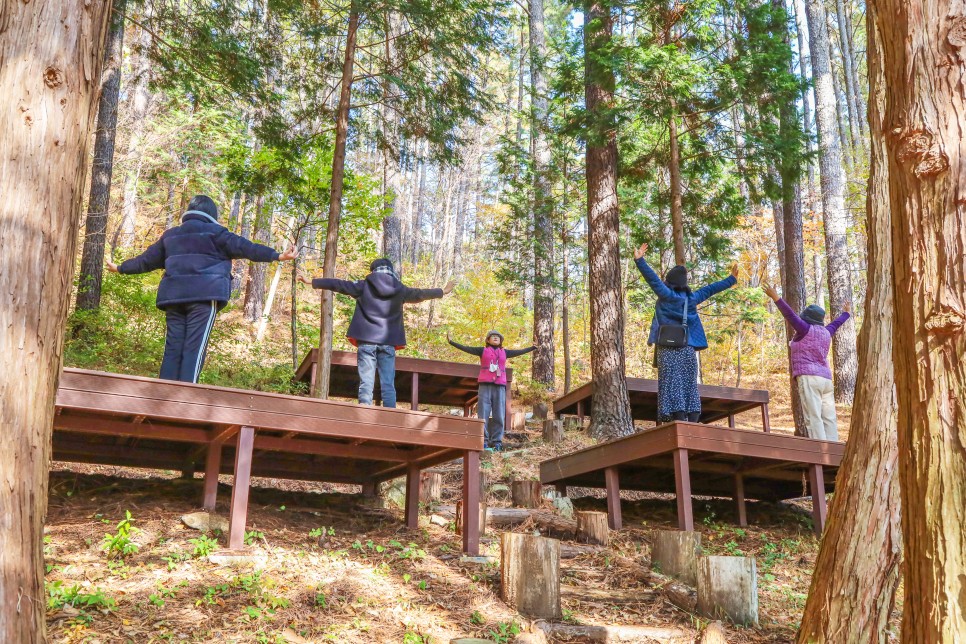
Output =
[
  {"x1": 790, "y1": 325, "x2": 833, "y2": 380},
  {"x1": 478, "y1": 346, "x2": 508, "y2": 385}
]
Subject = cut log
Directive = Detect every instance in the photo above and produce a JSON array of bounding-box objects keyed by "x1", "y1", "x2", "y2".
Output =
[
  {"x1": 512, "y1": 411, "x2": 526, "y2": 432},
  {"x1": 511, "y1": 480, "x2": 543, "y2": 508},
  {"x1": 455, "y1": 500, "x2": 487, "y2": 537},
  {"x1": 419, "y1": 470, "x2": 443, "y2": 504},
  {"x1": 563, "y1": 416, "x2": 582, "y2": 432},
  {"x1": 651, "y1": 530, "x2": 701, "y2": 586},
  {"x1": 611, "y1": 555, "x2": 696, "y2": 612},
  {"x1": 513, "y1": 632, "x2": 548, "y2": 644},
  {"x1": 561, "y1": 585, "x2": 658, "y2": 604},
  {"x1": 575, "y1": 511, "x2": 610, "y2": 546},
  {"x1": 699, "y1": 620, "x2": 728, "y2": 644},
  {"x1": 542, "y1": 419, "x2": 564, "y2": 443},
  {"x1": 696, "y1": 556, "x2": 758, "y2": 626},
  {"x1": 437, "y1": 506, "x2": 577, "y2": 538},
  {"x1": 560, "y1": 543, "x2": 604, "y2": 559},
  {"x1": 500, "y1": 533, "x2": 562, "y2": 619},
  {"x1": 533, "y1": 621, "x2": 689, "y2": 642}
]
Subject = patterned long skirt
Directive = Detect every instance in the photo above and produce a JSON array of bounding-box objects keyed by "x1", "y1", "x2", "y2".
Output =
[{"x1": 656, "y1": 345, "x2": 701, "y2": 422}]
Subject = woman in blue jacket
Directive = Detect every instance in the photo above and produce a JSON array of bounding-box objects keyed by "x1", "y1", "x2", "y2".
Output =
[{"x1": 633, "y1": 243, "x2": 739, "y2": 423}]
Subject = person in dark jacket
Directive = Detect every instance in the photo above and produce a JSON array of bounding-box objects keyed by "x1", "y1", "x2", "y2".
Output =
[
  {"x1": 633, "y1": 243, "x2": 738, "y2": 423},
  {"x1": 107, "y1": 195, "x2": 298, "y2": 383},
  {"x1": 299, "y1": 258, "x2": 454, "y2": 407},
  {"x1": 448, "y1": 331, "x2": 535, "y2": 451}
]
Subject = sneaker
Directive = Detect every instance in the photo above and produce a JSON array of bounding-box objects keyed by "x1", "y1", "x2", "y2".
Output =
[
  {"x1": 483, "y1": 447, "x2": 494, "y2": 453},
  {"x1": 492, "y1": 443, "x2": 503, "y2": 452}
]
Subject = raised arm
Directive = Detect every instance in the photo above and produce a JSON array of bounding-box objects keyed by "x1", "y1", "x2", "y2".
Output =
[
  {"x1": 215, "y1": 229, "x2": 280, "y2": 262},
  {"x1": 633, "y1": 244, "x2": 675, "y2": 300},
  {"x1": 116, "y1": 238, "x2": 166, "y2": 275},
  {"x1": 448, "y1": 337, "x2": 484, "y2": 357},
  {"x1": 310, "y1": 278, "x2": 364, "y2": 298},
  {"x1": 762, "y1": 282, "x2": 809, "y2": 340},
  {"x1": 826, "y1": 302, "x2": 852, "y2": 336},
  {"x1": 505, "y1": 346, "x2": 536, "y2": 358},
  {"x1": 692, "y1": 262, "x2": 739, "y2": 304}
]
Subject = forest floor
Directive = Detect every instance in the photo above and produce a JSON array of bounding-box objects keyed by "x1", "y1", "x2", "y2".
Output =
[{"x1": 44, "y1": 403, "x2": 889, "y2": 644}]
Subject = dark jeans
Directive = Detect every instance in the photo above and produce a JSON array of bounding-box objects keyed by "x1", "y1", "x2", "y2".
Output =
[
  {"x1": 357, "y1": 343, "x2": 396, "y2": 407},
  {"x1": 478, "y1": 382, "x2": 506, "y2": 448},
  {"x1": 159, "y1": 301, "x2": 219, "y2": 383}
]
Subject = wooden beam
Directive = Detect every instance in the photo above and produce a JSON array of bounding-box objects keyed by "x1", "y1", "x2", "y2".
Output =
[
  {"x1": 228, "y1": 426, "x2": 255, "y2": 549},
  {"x1": 604, "y1": 467, "x2": 622, "y2": 530},
  {"x1": 411, "y1": 373, "x2": 419, "y2": 411},
  {"x1": 203, "y1": 442, "x2": 222, "y2": 511},
  {"x1": 462, "y1": 450, "x2": 481, "y2": 555},
  {"x1": 404, "y1": 463, "x2": 421, "y2": 529},
  {"x1": 672, "y1": 449, "x2": 694, "y2": 531},
  {"x1": 808, "y1": 464, "x2": 827, "y2": 536},
  {"x1": 250, "y1": 435, "x2": 414, "y2": 462},
  {"x1": 54, "y1": 414, "x2": 210, "y2": 443},
  {"x1": 209, "y1": 424, "x2": 240, "y2": 444},
  {"x1": 734, "y1": 474, "x2": 747, "y2": 527}
]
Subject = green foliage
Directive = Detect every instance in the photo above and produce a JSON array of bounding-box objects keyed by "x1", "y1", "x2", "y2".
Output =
[
  {"x1": 188, "y1": 535, "x2": 219, "y2": 558},
  {"x1": 488, "y1": 620, "x2": 522, "y2": 643},
  {"x1": 244, "y1": 530, "x2": 265, "y2": 546},
  {"x1": 46, "y1": 580, "x2": 117, "y2": 612},
  {"x1": 101, "y1": 511, "x2": 140, "y2": 560}
]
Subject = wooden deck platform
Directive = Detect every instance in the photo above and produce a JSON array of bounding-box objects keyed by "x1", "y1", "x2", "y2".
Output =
[
  {"x1": 540, "y1": 422, "x2": 844, "y2": 535},
  {"x1": 554, "y1": 378, "x2": 771, "y2": 431},
  {"x1": 53, "y1": 369, "x2": 484, "y2": 553}
]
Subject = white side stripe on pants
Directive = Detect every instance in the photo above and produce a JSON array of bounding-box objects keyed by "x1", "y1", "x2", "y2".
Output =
[{"x1": 192, "y1": 300, "x2": 218, "y2": 383}]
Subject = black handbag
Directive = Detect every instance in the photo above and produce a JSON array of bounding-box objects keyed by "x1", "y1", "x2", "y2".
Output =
[{"x1": 656, "y1": 297, "x2": 689, "y2": 347}]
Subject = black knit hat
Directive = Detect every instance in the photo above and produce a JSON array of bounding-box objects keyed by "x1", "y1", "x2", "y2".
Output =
[
  {"x1": 801, "y1": 305, "x2": 826, "y2": 325},
  {"x1": 370, "y1": 258, "x2": 394, "y2": 273},
  {"x1": 664, "y1": 265, "x2": 688, "y2": 290},
  {"x1": 186, "y1": 195, "x2": 219, "y2": 221}
]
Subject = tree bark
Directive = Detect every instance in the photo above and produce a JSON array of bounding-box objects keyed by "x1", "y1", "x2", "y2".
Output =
[
  {"x1": 583, "y1": 0, "x2": 634, "y2": 441},
  {"x1": 530, "y1": 0, "x2": 556, "y2": 399},
  {"x1": 0, "y1": 2, "x2": 113, "y2": 640},
  {"x1": 242, "y1": 196, "x2": 272, "y2": 323},
  {"x1": 873, "y1": 0, "x2": 966, "y2": 638},
  {"x1": 75, "y1": 0, "x2": 126, "y2": 312},
  {"x1": 118, "y1": 5, "x2": 151, "y2": 249},
  {"x1": 804, "y1": 0, "x2": 858, "y2": 403},
  {"x1": 380, "y1": 13, "x2": 402, "y2": 271},
  {"x1": 797, "y1": 9, "x2": 902, "y2": 638},
  {"x1": 314, "y1": 7, "x2": 359, "y2": 399},
  {"x1": 833, "y1": 0, "x2": 864, "y2": 146},
  {"x1": 668, "y1": 98, "x2": 686, "y2": 266},
  {"x1": 562, "y1": 230, "x2": 573, "y2": 394}
]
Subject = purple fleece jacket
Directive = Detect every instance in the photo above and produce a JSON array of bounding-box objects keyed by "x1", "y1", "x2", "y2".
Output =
[{"x1": 775, "y1": 298, "x2": 850, "y2": 379}]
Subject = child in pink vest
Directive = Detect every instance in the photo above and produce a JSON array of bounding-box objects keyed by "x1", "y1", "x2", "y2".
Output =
[
  {"x1": 448, "y1": 331, "x2": 535, "y2": 451},
  {"x1": 762, "y1": 283, "x2": 851, "y2": 440}
]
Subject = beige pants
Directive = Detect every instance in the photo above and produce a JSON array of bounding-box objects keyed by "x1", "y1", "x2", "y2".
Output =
[{"x1": 797, "y1": 375, "x2": 838, "y2": 441}]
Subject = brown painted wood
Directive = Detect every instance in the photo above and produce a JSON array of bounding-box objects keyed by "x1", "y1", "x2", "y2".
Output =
[
  {"x1": 762, "y1": 403, "x2": 771, "y2": 433},
  {"x1": 203, "y1": 442, "x2": 223, "y2": 511},
  {"x1": 808, "y1": 464, "x2": 827, "y2": 536},
  {"x1": 55, "y1": 413, "x2": 211, "y2": 443},
  {"x1": 405, "y1": 463, "x2": 421, "y2": 529},
  {"x1": 228, "y1": 426, "x2": 255, "y2": 549},
  {"x1": 673, "y1": 449, "x2": 694, "y2": 531},
  {"x1": 604, "y1": 467, "x2": 622, "y2": 530},
  {"x1": 462, "y1": 450, "x2": 481, "y2": 555},
  {"x1": 734, "y1": 474, "x2": 747, "y2": 527},
  {"x1": 411, "y1": 373, "x2": 419, "y2": 411}
]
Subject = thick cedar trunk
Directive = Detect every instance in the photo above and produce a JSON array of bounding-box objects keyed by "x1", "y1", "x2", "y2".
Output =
[
  {"x1": 562, "y1": 231, "x2": 572, "y2": 394},
  {"x1": 242, "y1": 196, "x2": 271, "y2": 322},
  {"x1": 0, "y1": 1, "x2": 113, "y2": 640},
  {"x1": 530, "y1": 0, "x2": 556, "y2": 397},
  {"x1": 380, "y1": 14, "x2": 402, "y2": 271},
  {"x1": 667, "y1": 98, "x2": 686, "y2": 266},
  {"x1": 314, "y1": 7, "x2": 359, "y2": 399},
  {"x1": 804, "y1": 0, "x2": 858, "y2": 403},
  {"x1": 873, "y1": 0, "x2": 966, "y2": 638},
  {"x1": 584, "y1": 0, "x2": 634, "y2": 441},
  {"x1": 118, "y1": 8, "x2": 151, "y2": 249},
  {"x1": 76, "y1": 0, "x2": 126, "y2": 311},
  {"x1": 797, "y1": 10, "x2": 902, "y2": 638}
]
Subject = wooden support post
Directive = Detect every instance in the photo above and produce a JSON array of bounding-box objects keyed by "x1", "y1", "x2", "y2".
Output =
[
  {"x1": 696, "y1": 556, "x2": 759, "y2": 626},
  {"x1": 808, "y1": 464, "x2": 827, "y2": 536},
  {"x1": 604, "y1": 467, "x2": 622, "y2": 530},
  {"x1": 761, "y1": 403, "x2": 771, "y2": 433},
  {"x1": 556, "y1": 483, "x2": 568, "y2": 498},
  {"x1": 419, "y1": 470, "x2": 443, "y2": 504},
  {"x1": 562, "y1": 416, "x2": 581, "y2": 432},
  {"x1": 462, "y1": 450, "x2": 481, "y2": 555},
  {"x1": 504, "y1": 374, "x2": 513, "y2": 435},
  {"x1": 411, "y1": 373, "x2": 419, "y2": 411},
  {"x1": 500, "y1": 533, "x2": 562, "y2": 619},
  {"x1": 512, "y1": 480, "x2": 543, "y2": 508},
  {"x1": 734, "y1": 475, "x2": 748, "y2": 527},
  {"x1": 309, "y1": 361, "x2": 318, "y2": 397},
  {"x1": 228, "y1": 426, "x2": 255, "y2": 549},
  {"x1": 542, "y1": 419, "x2": 564, "y2": 443},
  {"x1": 361, "y1": 481, "x2": 378, "y2": 497},
  {"x1": 651, "y1": 530, "x2": 702, "y2": 586},
  {"x1": 202, "y1": 441, "x2": 223, "y2": 511},
  {"x1": 577, "y1": 400, "x2": 585, "y2": 425},
  {"x1": 728, "y1": 414, "x2": 735, "y2": 428},
  {"x1": 575, "y1": 511, "x2": 609, "y2": 545},
  {"x1": 404, "y1": 463, "x2": 421, "y2": 529},
  {"x1": 672, "y1": 449, "x2": 694, "y2": 531}
]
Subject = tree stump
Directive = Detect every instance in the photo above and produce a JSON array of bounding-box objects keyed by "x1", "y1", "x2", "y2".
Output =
[
  {"x1": 542, "y1": 419, "x2": 564, "y2": 443},
  {"x1": 563, "y1": 416, "x2": 582, "y2": 432},
  {"x1": 533, "y1": 402, "x2": 549, "y2": 421},
  {"x1": 699, "y1": 620, "x2": 728, "y2": 644},
  {"x1": 419, "y1": 470, "x2": 443, "y2": 505},
  {"x1": 455, "y1": 500, "x2": 487, "y2": 537},
  {"x1": 651, "y1": 530, "x2": 702, "y2": 586},
  {"x1": 511, "y1": 480, "x2": 543, "y2": 508},
  {"x1": 697, "y1": 556, "x2": 759, "y2": 626},
  {"x1": 500, "y1": 533, "x2": 561, "y2": 619},
  {"x1": 511, "y1": 411, "x2": 526, "y2": 432},
  {"x1": 575, "y1": 511, "x2": 609, "y2": 545}
]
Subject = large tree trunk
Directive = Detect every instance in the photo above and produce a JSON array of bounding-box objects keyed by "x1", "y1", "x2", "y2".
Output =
[
  {"x1": 667, "y1": 97, "x2": 686, "y2": 266},
  {"x1": 797, "y1": 10, "x2": 902, "y2": 638},
  {"x1": 75, "y1": 0, "x2": 126, "y2": 312},
  {"x1": 380, "y1": 12, "x2": 402, "y2": 271},
  {"x1": 583, "y1": 0, "x2": 633, "y2": 441},
  {"x1": 833, "y1": 0, "x2": 863, "y2": 146},
  {"x1": 242, "y1": 196, "x2": 272, "y2": 323},
  {"x1": 804, "y1": 0, "x2": 858, "y2": 403},
  {"x1": 874, "y1": 0, "x2": 966, "y2": 638},
  {"x1": 530, "y1": 0, "x2": 556, "y2": 399},
  {"x1": 118, "y1": 6, "x2": 151, "y2": 250},
  {"x1": 314, "y1": 7, "x2": 359, "y2": 399},
  {"x1": 0, "y1": 1, "x2": 113, "y2": 640}
]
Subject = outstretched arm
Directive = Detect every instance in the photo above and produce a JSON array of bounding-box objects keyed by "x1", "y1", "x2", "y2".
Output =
[
  {"x1": 633, "y1": 244, "x2": 675, "y2": 300},
  {"x1": 115, "y1": 238, "x2": 166, "y2": 275},
  {"x1": 826, "y1": 302, "x2": 852, "y2": 335},
  {"x1": 762, "y1": 282, "x2": 809, "y2": 339},
  {"x1": 447, "y1": 335, "x2": 484, "y2": 357},
  {"x1": 308, "y1": 278, "x2": 364, "y2": 298},
  {"x1": 214, "y1": 229, "x2": 283, "y2": 262},
  {"x1": 505, "y1": 346, "x2": 536, "y2": 358},
  {"x1": 692, "y1": 262, "x2": 739, "y2": 303}
]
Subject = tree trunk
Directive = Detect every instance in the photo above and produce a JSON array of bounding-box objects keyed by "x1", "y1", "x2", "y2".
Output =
[
  {"x1": 874, "y1": 0, "x2": 966, "y2": 638},
  {"x1": 826, "y1": 16, "x2": 855, "y2": 164},
  {"x1": 118, "y1": 6, "x2": 151, "y2": 250},
  {"x1": 530, "y1": 0, "x2": 556, "y2": 399},
  {"x1": 584, "y1": 0, "x2": 634, "y2": 441},
  {"x1": 0, "y1": 2, "x2": 113, "y2": 640},
  {"x1": 243, "y1": 196, "x2": 272, "y2": 322},
  {"x1": 833, "y1": 0, "x2": 863, "y2": 147},
  {"x1": 75, "y1": 0, "x2": 126, "y2": 312},
  {"x1": 562, "y1": 231, "x2": 572, "y2": 394},
  {"x1": 797, "y1": 10, "x2": 902, "y2": 639},
  {"x1": 380, "y1": 13, "x2": 402, "y2": 271},
  {"x1": 500, "y1": 533, "x2": 562, "y2": 619},
  {"x1": 313, "y1": 7, "x2": 360, "y2": 399},
  {"x1": 668, "y1": 98, "x2": 686, "y2": 266},
  {"x1": 228, "y1": 191, "x2": 243, "y2": 233},
  {"x1": 804, "y1": 0, "x2": 858, "y2": 403}
]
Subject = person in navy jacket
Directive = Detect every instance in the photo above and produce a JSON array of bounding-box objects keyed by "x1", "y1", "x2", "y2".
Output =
[
  {"x1": 634, "y1": 243, "x2": 738, "y2": 423},
  {"x1": 299, "y1": 258, "x2": 454, "y2": 407},
  {"x1": 107, "y1": 195, "x2": 298, "y2": 383}
]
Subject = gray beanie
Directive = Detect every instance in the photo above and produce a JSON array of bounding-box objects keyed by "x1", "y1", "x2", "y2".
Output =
[{"x1": 485, "y1": 330, "x2": 504, "y2": 343}]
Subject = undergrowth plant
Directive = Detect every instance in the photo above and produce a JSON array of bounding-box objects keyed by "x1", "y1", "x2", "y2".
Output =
[{"x1": 101, "y1": 511, "x2": 139, "y2": 559}]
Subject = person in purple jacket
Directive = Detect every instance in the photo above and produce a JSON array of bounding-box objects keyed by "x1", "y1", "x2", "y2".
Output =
[{"x1": 762, "y1": 282, "x2": 851, "y2": 441}]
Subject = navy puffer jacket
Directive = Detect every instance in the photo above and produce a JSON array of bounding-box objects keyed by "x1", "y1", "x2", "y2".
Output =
[{"x1": 118, "y1": 212, "x2": 279, "y2": 308}]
